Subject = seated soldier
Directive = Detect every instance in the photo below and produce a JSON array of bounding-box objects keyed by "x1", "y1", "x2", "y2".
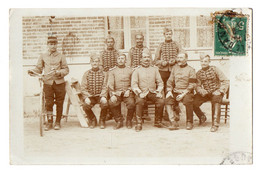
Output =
[
  {"x1": 81, "y1": 53, "x2": 108, "y2": 129},
  {"x1": 165, "y1": 52, "x2": 196, "y2": 130},
  {"x1": 131, "y1": 48, "x2": 165, "y2": 132},
  {"x1": 108, "y1": 53, "x2": 135, "y2": 129},
  {"x1": 193, "y1": 55, "x2": 229, "y2": 132}
]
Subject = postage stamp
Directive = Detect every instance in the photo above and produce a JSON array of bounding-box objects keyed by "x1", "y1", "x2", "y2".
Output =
[{"x1": 213, "y1": 10, "x2": 249, "y2": 56}]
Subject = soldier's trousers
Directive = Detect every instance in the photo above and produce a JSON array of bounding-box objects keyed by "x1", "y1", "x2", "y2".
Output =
[
  {"x1": 193, "y1": 93, "x2": 223, "y2": 125},
  {"x1": 43, "y1": 82, "x2": 66, "y2": 123},
  {"x1": 165, "y1": 92, "x2": 194, "y2": 123},
  {"x1": 82, "y1": 96, "x2": 108, "y2": 122},
  {"x1": 109, "y1": 92, "x2": 135, "y2": 122},
  {"x1": 135, "y1": 92, "x2": 164, "y2": 124}
]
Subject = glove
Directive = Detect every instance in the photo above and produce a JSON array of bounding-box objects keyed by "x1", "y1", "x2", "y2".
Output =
[
  {"x1": 84, "y1": 97, "x2": 91, "y2": 105},
  {"x1": 100, "y1": 97, "x2": 107, "y2": 104},
  {"x1": 166, "y1": 91, "x2": 173, "y2": 98},
  {"x1": 110, "y1": 95, "x2": 117, "y2": 103},
  {"x1": 123, "y1": 90, "x2": 130, "y2": 97}
]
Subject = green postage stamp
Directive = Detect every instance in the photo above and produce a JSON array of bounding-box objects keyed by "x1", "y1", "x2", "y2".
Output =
[{"x1": 214, "y1": 10, "x2": 248, "y2": 56}]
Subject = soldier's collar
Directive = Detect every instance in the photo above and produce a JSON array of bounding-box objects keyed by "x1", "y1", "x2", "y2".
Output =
[
  {"x1": 107, "y1": 47, "x2": 115, "y2": 51},
  {"x1": 118, "y1": 65, "x2": 126, "y2": 68},
  {"x1": 165, "y1": 39, "x2": 173, "y2": 43},
  {"x1": 180, "y1": 63, "x2": 188, "y2": 68},
  {"x1": 91, "y1": 67, "x2": 100, "y2": 72},
  {"x1": 135, "y1": 45, "x2": 143, "y2": 49},
  {"x1": 202, "y1": 66, "x2": 210, "y2": 71},
  {"x1": 49, "y1": 51, "x2": 58, "y2": 56}
]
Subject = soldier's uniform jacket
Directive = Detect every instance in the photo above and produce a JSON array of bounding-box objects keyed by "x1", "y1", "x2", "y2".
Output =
[
  {"x1": 100, "y1": 48, "x2": 119, "y2": 72},
  {"x1": 128, "y1": 46, "x2": 150, "y2": 68},
  {"x1": 108, "y1": 66, "x2": 133, "y2": 97},
  {"x1": 167, "y1": 64, "x2": 196, "y2": 93},
  {"x1": 81, "y1": 68, "x2": 108, "y2": 99},
  {"x1": 131, "y1": 65, "x2": 164, "y2": 96},
  {"x1": 196, "y1": 66, "x2": 229, "y2": 94},
  {"x1": 32, "y1": 51, "x2": 69, "y2": 85},
  {"x1": 154, "y1": 40, "x2": 182, "y2": 71}
]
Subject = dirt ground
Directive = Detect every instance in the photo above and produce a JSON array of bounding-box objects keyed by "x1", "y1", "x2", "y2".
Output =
[{"x1": 23, "y1": 103, "x2": 230, "y2": 165}]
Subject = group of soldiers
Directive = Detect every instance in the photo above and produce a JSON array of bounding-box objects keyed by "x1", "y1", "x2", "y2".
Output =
[{"x1": 28, "y1": 27, "x2": 229, "y2": 133}]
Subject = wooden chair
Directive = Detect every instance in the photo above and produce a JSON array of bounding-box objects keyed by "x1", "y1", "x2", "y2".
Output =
[{"x1": 220, "y1": 87, "x2": 230, "y2": 124}]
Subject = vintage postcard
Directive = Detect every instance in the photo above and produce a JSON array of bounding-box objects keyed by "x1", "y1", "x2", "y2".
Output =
[{"x1": 9, "y1": 8, "x2": 252, "y2": 165}]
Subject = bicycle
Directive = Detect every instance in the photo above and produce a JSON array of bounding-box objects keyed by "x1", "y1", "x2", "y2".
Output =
[{"x1": 28, "y1": 70, "x2": 55, "y2": 136}]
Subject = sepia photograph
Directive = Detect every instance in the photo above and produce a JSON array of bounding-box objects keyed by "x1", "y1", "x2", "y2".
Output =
[{"x1": 9, "y1": 8, "x2": 252, "y2": 165}]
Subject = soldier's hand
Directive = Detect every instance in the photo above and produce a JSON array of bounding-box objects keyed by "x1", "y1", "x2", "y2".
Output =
[
  {"x1": 54, "y1": 70, "x2": 61, "y2": 77},
  {"x1": 156, "y1": 92, "x2": 163, "y2": 98},
  {"x1": 139, "y1": 93, "x2": 146, "y2": 99},
  {"x1": 212, "y1": 90, "x2": 221, "y2": 96},
  {"x1": 176, "y1": 93, "x2": 185, "y2": 102},
  {"x1": 169, "y1": 59, "x2": 176, "y2": 66},
  {"x1": 28, "y1": 70, "x2": 34, "y2": 76},
  {"x1": 100, "y1": 97, "x2": 107, "y2": 104},
  {"x1": 161, "y1": 60, "x2": 168, "y2": 67},
  {"x1": 166, "y1": 91, "x2": 173, "y2": 98},
  {"x1": 123, "y1": 90, "x2": 130, "y2": 97},
  {"x1": 84, "y1": 97, "x2": 91, "y2": 105},
  {"x1": 200, "y1": 89, "x2": 208, "y2": 96},
  {"x1": 110, "y1": 95, "x2": 117, "y2": 103}
]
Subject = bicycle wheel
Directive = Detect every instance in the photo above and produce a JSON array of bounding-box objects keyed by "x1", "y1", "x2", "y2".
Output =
[{"x1": 39, "y1": 88, "x2": 45, "y2": 137}]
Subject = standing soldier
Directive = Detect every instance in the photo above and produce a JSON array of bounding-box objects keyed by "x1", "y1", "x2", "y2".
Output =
[
  {"x1": 100, "y1": 36, "x2": 119, "y2": 120},
  {"x1": 81, "y1": 54, "x2": 108, "y2": 129},
  {"x1": 108, "y1": 53, "x2": 135, "y2": 129},
  {"x1": 131, "y1": 48, "x2": 165, "y2": 132},
  {"x1": 128, "y1": 32, "x2": 149, "y2": 68},
  {"x1": 28, "y1": 36, "x2": 69, "y2": 131},
  {"x1": 193, "y1": 55, "x2": 229, "y2": 132},
  {"x1": 165, "y1": 52, "x2": 196, "y2": 130},
  {"x1": 128, "y1": 32, "x2": 151, "y2": 121},
  {"x1": 100, "y1": 36, "x2": 119, "y2": 72},
  {"x1": 154, "y1": 27, "x2": 183, "y2": 121}
]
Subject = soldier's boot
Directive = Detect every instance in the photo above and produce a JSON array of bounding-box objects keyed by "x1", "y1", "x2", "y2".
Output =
[
  {"x1": 143, "y1": 104, "x2": 151, "y2": 121},
  {"x1": 163, "y1": 108, "x2": 170, "y2": 121},
  {"x1": 210, "y1": 103, "x2": 221, "y2": 132},
  {"x1": 185, "y1": 104, "x2": 194, "y2": 130},
  {"x1": 89, "y1": 117, "x2": 97, "y2": 129},
  {"x1": 44, "y1": 114, "x2": 53, "y2": 131},
  {"x1": 114, "y1": 120, "x2": 123, "y2": 130},
  {"x1": 135, "y1": 114, "x2": 143, "y2": 132},
  {"x1": 126, "y1": 109, "x2": 134, "y2": 129},
  {"x1": 199, "y1": 114, "x2": 207, "y2": 125},
  {"x1": 54, "y1": 122, "x2": 61, "y2": 130},
  {"x1": 194, "y1": 106, "x2": 207, "y2": 125},
  {"x1": 166, "y1": 105, "x2": 177, "y2": 130}
]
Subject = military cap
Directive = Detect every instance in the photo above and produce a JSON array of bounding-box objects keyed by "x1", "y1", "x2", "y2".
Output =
[
  {"x1": 47, "y1": 36, "x2": 58, "y2": 44},
  {"x1": 163, "y1": 27, "x2": 173, "y2": 34}
]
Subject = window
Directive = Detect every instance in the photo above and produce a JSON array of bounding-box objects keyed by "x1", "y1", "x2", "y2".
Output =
[
  {"x1": 107, "y1": 16, "x2": 124, "y2": 49},
  {"x1": 105, "y1": 16, "x2": 213, "y2": 52},
  {"x1": 172, "y1": 16, "x2": 190, "y2": 48},
  {"x1": 106, "y1": 16, "x2": 148, "y2": 52},
  {"x1": 196, "y1": 16, "x2": 213, "y2": 48}
]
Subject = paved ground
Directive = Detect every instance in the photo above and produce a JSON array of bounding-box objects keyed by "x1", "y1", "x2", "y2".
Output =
[{"x1": 23, "y1": 104, "x2": 230, "y2": 164}]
